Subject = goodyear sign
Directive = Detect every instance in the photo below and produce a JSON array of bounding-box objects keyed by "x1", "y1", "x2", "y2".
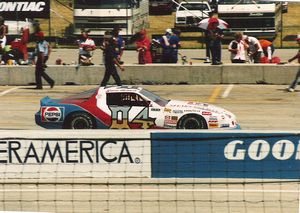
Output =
[
  {"x1": 0, "y1": 0, "x2": 50, "y2": 19},
  {"x1": 151, "y1": 132, "x2": 300, "y2": 179}
]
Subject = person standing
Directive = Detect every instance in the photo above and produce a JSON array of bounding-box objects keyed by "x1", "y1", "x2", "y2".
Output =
[
  {"x1": 112, "y1": 27, "x2": 125, "y2": 63},
  {"x1": 286, "y1": 35, "x2": 300, "y2": 92},
  {"x1": 228, "y1": 32, "x2": 246, "y2": 63},
  {"x1": 159, "y1": 28, "x2": 172, "y2": 63},
  {"x1": 100, "y1": 37, "x2": 125, "y2": 87},
  {"x1": 206, "y1": 18, "x2": 224, "y2": 65},
  {"x1": 136, "y1": 29, "x2": 152, "y2": 64},
  {"x1": 0, "y1": 16, "x2": 7, "y2": 63},
  {"x1": 34, "y1": 31, "x2": 54, "y2": 89},
  {"x1": 243, "y1": 35, "x2": 263, "y2": 63},
  {"x1": 169, "y1": 29, "x2": 181, "y2": 63}
]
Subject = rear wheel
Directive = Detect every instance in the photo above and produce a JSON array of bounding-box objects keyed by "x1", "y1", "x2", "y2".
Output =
[
  {"x1": 177, "y1": 114, "x2": 208, "y2": 129},
  {"x1": 63, "y1": 112, "x2": 96, "y2": 129}
]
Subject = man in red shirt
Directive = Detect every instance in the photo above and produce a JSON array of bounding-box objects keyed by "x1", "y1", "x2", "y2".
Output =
[{"x1": 259, "y1": 39, "x2": 274, "y2": 63}]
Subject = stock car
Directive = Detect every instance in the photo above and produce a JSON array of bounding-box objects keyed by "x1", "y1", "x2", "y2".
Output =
[{"x1": 35, "y1": 86, "x2": 240, "y2": 130}]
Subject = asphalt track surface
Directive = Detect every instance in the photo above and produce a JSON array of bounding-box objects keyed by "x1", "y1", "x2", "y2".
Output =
[
  {"x1": 0, "y1": 84, "x2": 300, "y2": 213},
  {"x1": 0, "y1": 84, "x2": 299, "y2": 130}
]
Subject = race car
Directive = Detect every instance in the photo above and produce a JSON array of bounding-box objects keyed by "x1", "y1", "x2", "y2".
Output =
[{"x1": 35, "y1": 86, "x2": 239, "y2": 129}]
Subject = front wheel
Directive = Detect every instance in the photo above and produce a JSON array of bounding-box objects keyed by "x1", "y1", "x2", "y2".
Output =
[
  {"x1": 63, "y1": 112, "x2": 96, "y2": 129},
  {"x1": 177, "y1": 114, "x2": 208, "y2": 129}
]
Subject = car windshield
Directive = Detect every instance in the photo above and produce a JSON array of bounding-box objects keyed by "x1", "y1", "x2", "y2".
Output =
[
  {"x1": 64, "y1": 88, "x2": 97, "y2": 100},
  {"x1": 179, "y1": 3, "x2": 209, "y2": 11},
  {"x1": 140, "y1": 89, "x2": 169, "y2": 107}
]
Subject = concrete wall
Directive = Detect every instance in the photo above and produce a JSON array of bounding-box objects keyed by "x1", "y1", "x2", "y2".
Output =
[{"x1": 0, "y1": 64, "x2": 299, "y2": 85}]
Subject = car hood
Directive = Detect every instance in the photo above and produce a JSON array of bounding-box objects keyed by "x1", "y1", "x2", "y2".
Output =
[{"x1": 166, "y1": 100, "x2": 234, "y2": 116}]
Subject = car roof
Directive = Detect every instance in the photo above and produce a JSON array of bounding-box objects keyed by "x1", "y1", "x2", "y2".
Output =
[{"x1": 100, "y1": 85, "x2": 143, "y2": 93}]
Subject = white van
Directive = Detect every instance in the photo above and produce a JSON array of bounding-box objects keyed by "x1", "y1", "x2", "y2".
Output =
[{"x1": 175, "y1": 1, "x2": 211, "y2": 30}]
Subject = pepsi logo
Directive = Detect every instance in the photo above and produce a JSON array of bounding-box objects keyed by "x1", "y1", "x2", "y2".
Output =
[{"x1": 42, "y1": 107, "x2": 63, "y2": 122}]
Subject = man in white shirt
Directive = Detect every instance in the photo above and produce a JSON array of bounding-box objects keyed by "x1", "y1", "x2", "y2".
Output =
[
  {"x1": 78, "y1": 29, "x2": 96, "y2": 65},
  {"x1": 243, "y1": 35, "x2": 263, "y2": 63},
  {"x1": 228, "y1": 32, "x2": 246, "y2": 63}
]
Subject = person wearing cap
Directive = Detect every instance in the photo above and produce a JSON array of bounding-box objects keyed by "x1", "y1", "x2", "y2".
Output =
[
  {"x1": 34, "y1": 31, "x2": 54, "y2": 89},
  {"x1": 78, "y1": 29, "x2": 96, "y2": 65},
  {"x1": 100, "y1": 37, "x2": 125, "y2": 87},
  {"x1": 112, "y1": 27, "x2": 125, "y2": 63},
  {"x1": 243, "y1": 35, "x2": 263, "y2": 63},
  {"x1": 136, "y1": 29, "x2": 152, "y2": 64},
  {"x1": 286, "y1": 35, "x2": 300, "y2": 92},
  {"x1": 206, "y1": 17, "x2": 224, "y2": 65},
  {"x1": 159, "y1": 28, "x2": 172, "y2": 63}
]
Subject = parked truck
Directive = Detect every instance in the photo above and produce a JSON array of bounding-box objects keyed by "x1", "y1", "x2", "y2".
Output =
[
  {"x1": 73, "y1": 0, "x2": 149, "y2": 37},
  {"x1": 217, "y1": 0, "x2": 285, "y2": 39}
]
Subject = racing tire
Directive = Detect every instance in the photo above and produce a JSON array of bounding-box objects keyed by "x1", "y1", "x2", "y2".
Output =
[
  {"x1": 63, "y1": 112, "x2": 96, "y2": 129},
  {"x1": 177, "y1": 114, "x2": 208, "y2": 129}
]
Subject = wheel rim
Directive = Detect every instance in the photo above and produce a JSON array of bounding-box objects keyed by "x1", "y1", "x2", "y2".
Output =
[
  {"x1": 71, "y1": 117, "x2": 91, "y2": 129},
  {"x1": 183, "y1": 117, "x2": 201, "y2": 129}
]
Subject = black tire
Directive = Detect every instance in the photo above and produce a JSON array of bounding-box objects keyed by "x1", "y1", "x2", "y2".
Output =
[
  {"x1": 63, "y1": 112, "x2": 96, "y2": 129},
  {"x1": 177, "y1": 114, "x2": 208, "y2": 129}
]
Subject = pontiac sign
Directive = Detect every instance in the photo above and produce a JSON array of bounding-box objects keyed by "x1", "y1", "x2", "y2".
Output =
[{"x1": 0, "y1": 1, "x2": 50, "y2": 19}]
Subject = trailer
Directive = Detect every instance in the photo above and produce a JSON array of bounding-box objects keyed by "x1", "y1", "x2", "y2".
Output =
[
  {"x1": 217, "y1": 0, "x2": 285, "y2": 39},
  {"x1": 73, "y1": 0, "x2": 149, "y2": 37}
]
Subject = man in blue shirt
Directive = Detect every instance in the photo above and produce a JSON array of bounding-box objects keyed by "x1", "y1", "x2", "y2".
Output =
[
  {"x1": 34, "y1": 31, "x2": 54, "y2": 89},
  {"x1": 169, "y1": 29, "x2": 181, "y2": 63}
]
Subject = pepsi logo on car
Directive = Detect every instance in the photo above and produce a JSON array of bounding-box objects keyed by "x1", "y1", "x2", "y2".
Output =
[{"x1": 41, "y1": 107, "x2": 64, "y2": 122}]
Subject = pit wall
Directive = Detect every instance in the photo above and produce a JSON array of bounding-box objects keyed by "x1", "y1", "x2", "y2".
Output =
[{"x1": 0, "y1": 64, "x2": 299, "y2": 85}]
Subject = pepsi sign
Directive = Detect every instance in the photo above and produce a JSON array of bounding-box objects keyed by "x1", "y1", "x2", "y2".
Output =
[{"x1": 41, "y1": 107, "x2": 64, "y2": 122}]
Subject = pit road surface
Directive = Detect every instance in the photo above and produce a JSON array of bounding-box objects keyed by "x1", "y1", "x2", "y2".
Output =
[{"x1": 0, "y1": 84, "x2": 299, "y2": 130}]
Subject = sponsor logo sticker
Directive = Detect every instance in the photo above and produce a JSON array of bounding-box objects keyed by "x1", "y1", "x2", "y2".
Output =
[{"x1": 41, "y1": 107, "x2": 64, "y2": 122}]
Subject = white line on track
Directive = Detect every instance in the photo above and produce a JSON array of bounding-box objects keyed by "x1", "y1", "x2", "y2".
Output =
[
  {"x1": 222, "y1": 84, "x2": 234, "y2": 98},
  {"x1": 0, "y1": 87, "x2": 21, "y2": 97},
  {"x1": 0, "y1": 188, "x2": 298, "y2": 193}
]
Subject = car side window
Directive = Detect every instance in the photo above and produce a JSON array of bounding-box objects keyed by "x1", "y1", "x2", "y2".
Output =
[{"x1": 107, "y1": 92, "x2": 148, "y2": 107}]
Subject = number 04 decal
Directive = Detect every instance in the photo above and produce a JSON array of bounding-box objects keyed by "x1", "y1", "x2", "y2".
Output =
[{"x1": 109, "y1": 106, "x2": 156, "y2": 129}]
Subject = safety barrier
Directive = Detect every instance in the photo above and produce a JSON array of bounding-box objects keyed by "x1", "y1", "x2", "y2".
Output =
[
  {"x1": 0, "y1": 130, "x2": 299, "y2": 180},
  {"x1": 0, "y1": 64, "x2": 298, "y2": 85}
]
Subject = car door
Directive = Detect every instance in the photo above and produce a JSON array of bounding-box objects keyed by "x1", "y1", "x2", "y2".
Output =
[{"x1": 106, "y1": 92, "x2": 157, "y2": 129}]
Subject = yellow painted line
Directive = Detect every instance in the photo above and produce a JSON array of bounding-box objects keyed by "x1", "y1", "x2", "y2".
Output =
[{"x1": 208, "y1": 86, "x2": 222, "y2": 103}]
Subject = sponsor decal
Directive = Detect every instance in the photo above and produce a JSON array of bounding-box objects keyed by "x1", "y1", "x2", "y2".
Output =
[
  {"x1": 0, "y1": 1, "x2": 45, "y2": 12},
  {"x1": 151, "y1": 108, "x2": 161, "y2": 112},
  {"x1": 208, "y1": 116, "x2": 218, "y2": 128},
  {"x1": 202, "y1": 111, "x2": 212, "y2": 116},
  {"x1": 164, "y1": 108, "x2": 172, "y2": 113},
  {"x1": 109, "y1": 106, "x2": 156, "y2": 129},
  {"x1": 224, "y1": 139, "x2": 300, "y2": 161},
  {"x1": 0, "y1": 140, "x2": 137, "y2": 164},
  {"x1": 172, "y1": 110, "x2": 183, "y2": 114},
  {"x1": 0, "y1": 1, "x2": 50, "y2": 19},
  {"x1": 220, "y1": 124, "x2": 230, "y2": 128},
  {"x1": 41, "y1": 107, "x2": 64, "y2": 122},
  {"x1": 164, "y1": 116, "x2": 178, "y2": 126}
]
